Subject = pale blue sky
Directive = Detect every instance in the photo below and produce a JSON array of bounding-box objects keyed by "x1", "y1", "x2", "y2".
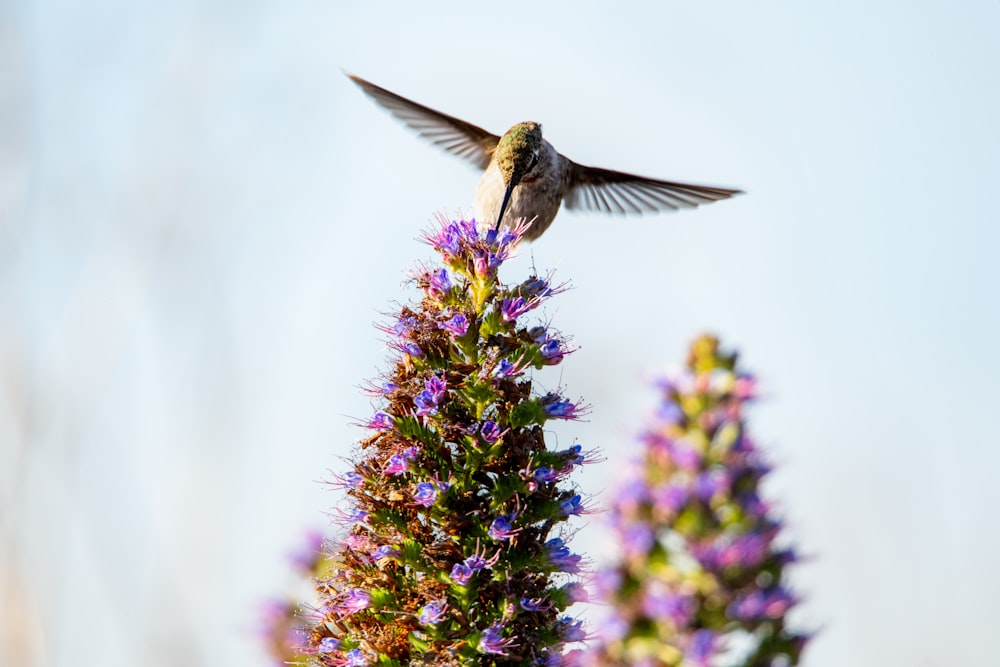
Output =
[{"x1": 2, "y1": 2, "x2": 998, "y2": 666}]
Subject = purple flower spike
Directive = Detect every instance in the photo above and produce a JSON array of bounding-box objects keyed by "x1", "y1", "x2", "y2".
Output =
[
  {"x1": 591, "y1": 335, "x2": 809, "y2": 666},
  {"x1": 291, "y1": 218, "x2": 588, "y2": 664}
]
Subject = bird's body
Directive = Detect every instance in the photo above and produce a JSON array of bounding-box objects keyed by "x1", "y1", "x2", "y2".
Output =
[
  {"x1": 348, "y1": 73, "x2": 742, "y2": 241},
  {"x1": 473, "y1": 131, "x2": 565, "y2": 239}
]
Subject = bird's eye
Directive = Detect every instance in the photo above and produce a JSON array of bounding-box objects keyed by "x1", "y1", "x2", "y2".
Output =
[{"x1": 527, "y1": 152, "x2": 539, "y2": 171}]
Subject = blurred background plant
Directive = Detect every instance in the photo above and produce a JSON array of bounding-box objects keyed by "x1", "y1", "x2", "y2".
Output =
[{"x1": 588, "y1": 335, "x2": 808, "y2": 666}]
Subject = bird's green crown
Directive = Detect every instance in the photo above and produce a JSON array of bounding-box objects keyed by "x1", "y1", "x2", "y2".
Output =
[{"x1": 495, "y1": 122, "x2": 543, "y2": 184}]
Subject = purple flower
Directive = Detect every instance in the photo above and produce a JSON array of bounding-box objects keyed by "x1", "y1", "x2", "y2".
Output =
[
  {"x1": 650, "y1": 483, "x2": 689, "y2": 519},
  {"x1": 344, "y1": 648, "x2": 370, "y2": 666},
  {"x1": 694, "y1": 532, "x2": 771, "y2": 571},
  {"x1": 425, "y1": 376, "x2": 447, "y2": 401},
  {"x1": 415, "y1": 376, "x2": 447, "y2": 416},
  {"x1": 493, "y1": 357, "x2": 519, "y2": 378},
  {"x1": 449, "y1": 562, "x2": 474, "y2": 585},
  {"x1": 428, "y1": 268, "x2": 451, "y2": 297},
  {"x1": 457, "y1": 218, "x2": 479, "y2": 241},
  {"x1": 480, "y1": 420, "x2": 503, "y2": 443},
  {"x1": 686, "y1": 629, "x2": 717, "y2": 667},
  {"x1": 372, "y1": 545, "x2": 400, "y2": 561},
  {"x1": 318, "y1": 637, "x2": 340, "y2": 653},
  {"x1": 641, "y1": 582, "x2": 693, "y2": 626},
  {"x1": 734, "y1": 373, "x2": 757, "y2": 400},
  {"x1": 287, "y1": 530, "x2": 324, "y2": 573},
  {"x1": 384, "y1": 453, "x2": 412, "y2": 476},
  {"x1": 557, "y1": 617, "x2": 587, "y2": 643},
  {"x1": 414, "y1": 390, "x2": 438, "y2": 416},
  {"x1": 471, "y1": 249, "x2": 490, "y2": 277},
  {"x1": 520, "y1": 596, "x2": 552, "y2": 612},
  {"x1": 727, "y1": 588, "x2": 795, "y2": 621},
  {"x1": 559, "y1": 494, "x2": 586, "y2": 516},
  {"x1": 464, "y1": 553, "x2": 487, "y2": 571},
  {"x1": 418, "y1": 600, "x2": 447, "y2": 625},
  {"x1": 330, "y1": 508, "x2": 368, "y2": 528},
  {"x1": 336, "y1": 589, "x2": 371, "y2": 616},
  {"x1": 533, "y1": 467, "x2": 558, "y2": 483},
  {"x1": 500, "y1": 296, "x2": 534, "y2": 322},
  {"x1": 403, "y1": 342, "x2": 423, "y2": 358},
  {"x1": 412, "y1": 482, "x2": 438, "y2": 507},
  {"x1": 427, "y1": 222, "x2": 461, "y2": 257},
  {"x1": 488, "y1": 514, "x2": 519, "y2": 541},
  {"x1": 440, "y1": 312, "x2": 469, "y2": 336},
  {"x1": 366, "y1": 412, "x2": 395, "y2": 431},
  {"x1": 620, "y1": 523, "x2": 655, "y2": 559},
  {"x1": 694, "y1": 469, "x2": 730, "y2": 502},
  {"x1": 539, "y1": 338, "x2": 564, "y2": 364},
  {"x1": 519, "y1": 276, "x2": 554, "y2": 299},
  {"x1": 669, "y1": 438, "x2": 702, "y2": 471},
  {"x1": 478, "y1": 624, "x2": 515, "y2": 656},
  {"x1": 545, "y1": 538, "x2": 582, "y2": 574},
  {"x1": 656, "y1": 400, "x2": 684, "y2": 425},
  {"x1": 542, "y1": 397, "x2": 581, "y2": 420},
  {"x1": 561, "y1": 582, "x2": 590, "y2": 604},
  {"x1": 392, "y1": 316, "x2": 417, "y2": 338},
  {"x1": 339, "y1": 471, "x2": 365, "y2": 489}
]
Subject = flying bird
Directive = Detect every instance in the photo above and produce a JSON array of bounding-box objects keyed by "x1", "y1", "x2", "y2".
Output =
[{"x1": 347, "y1": 73, "x2": 742, "y2": 242}]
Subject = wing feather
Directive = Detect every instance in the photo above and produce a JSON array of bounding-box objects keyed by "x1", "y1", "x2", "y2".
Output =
[
  {"x1": 347, "y1": 73, "x2": 500, "y2": 170},
  {"x1": 564, "y1": 161, "x2": 742, "y2": 215}
]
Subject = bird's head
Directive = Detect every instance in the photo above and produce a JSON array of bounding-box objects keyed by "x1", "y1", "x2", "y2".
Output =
[{"x1": 494, "y1": 122, "x2": 543, "y2": 187}]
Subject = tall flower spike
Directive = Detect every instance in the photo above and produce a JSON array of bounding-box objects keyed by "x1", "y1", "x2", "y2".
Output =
[
  {"x1": 297, "y1": 217, "x2": 590, "y2": 666},
  {"x1": 590, "y1": 335, "x2": 810, "y2": 667}
]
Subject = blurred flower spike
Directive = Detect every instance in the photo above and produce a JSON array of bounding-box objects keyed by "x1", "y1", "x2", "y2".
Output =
[{"x1": 590, "y1": 335, "x2": 810, "y2": 667}]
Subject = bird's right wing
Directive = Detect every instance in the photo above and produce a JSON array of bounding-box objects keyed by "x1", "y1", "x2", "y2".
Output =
[{"x1": 347, "y1": 73, "x2": 500, "y2": 170}]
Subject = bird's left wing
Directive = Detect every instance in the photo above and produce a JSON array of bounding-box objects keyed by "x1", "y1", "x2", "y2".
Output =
[
  {"x1": 563, "y1": 160, "x2": 743, "y2": 215},
  {"x1": 347, "y1": 73, "x2": 500, "y2": 170}
]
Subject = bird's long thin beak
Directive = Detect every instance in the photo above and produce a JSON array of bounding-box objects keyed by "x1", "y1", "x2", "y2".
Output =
[{"x1": 493, "y1": 182, "x2": 514, "y2": 233}]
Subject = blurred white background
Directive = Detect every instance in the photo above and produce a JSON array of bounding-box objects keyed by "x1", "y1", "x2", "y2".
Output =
[{"x1": 2, "y1": 1, "x2": 998, "y2": 665}]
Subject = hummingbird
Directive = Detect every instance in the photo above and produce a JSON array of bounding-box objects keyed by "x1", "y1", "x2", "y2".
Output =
[{"x1": 347, "y1": 73, "x2": 742, "y2": 242}]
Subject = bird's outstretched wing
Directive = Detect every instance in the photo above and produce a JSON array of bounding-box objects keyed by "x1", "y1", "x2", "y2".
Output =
[
  {"x1": 347, "y1": 73, "x2": 500, "y2": 171},
  {"x1": 563, "y1": 161, "x2": 743, "y2": 215}
]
